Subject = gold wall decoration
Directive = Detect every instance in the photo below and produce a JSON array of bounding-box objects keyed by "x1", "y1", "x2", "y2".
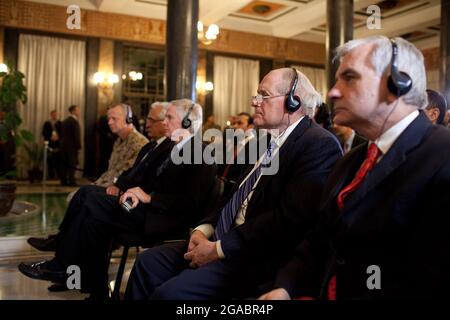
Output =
[{"x1": 0, "y1": 0, "x2": 325, "y2": 66}]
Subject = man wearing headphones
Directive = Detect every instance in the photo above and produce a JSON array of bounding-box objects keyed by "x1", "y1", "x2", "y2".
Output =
[
  {"x1": 125, "y1": 68, "x2": 342, "y2": 300},
  {"x1": 26, "y1": 103, "x2": 148, "y2": 252},
  {"x1": 94, "y1": 103, "x2": 149, "y2": 187},
  {"x1": 19, "y1": 99, "x2": 217, "y2": 300},
  {"x1": 260, "y1": 36, "x2": 450, "y2": 300}
]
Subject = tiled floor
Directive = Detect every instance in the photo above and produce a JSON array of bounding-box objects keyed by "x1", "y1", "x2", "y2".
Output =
[{"x1": 0, "y1": 180, "x2": 136, "y2": 300}]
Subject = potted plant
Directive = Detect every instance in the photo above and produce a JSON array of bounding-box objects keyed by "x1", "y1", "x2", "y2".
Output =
[
  {"x1": 0, "y1": 64, "x2": 32, "y2": 216},
  {"x1": 22, "y1": 141, "x2": 44, "y2": 183}
]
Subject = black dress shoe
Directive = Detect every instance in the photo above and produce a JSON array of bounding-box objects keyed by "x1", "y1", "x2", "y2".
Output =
[
  {"x1": 18, "y1": 260, "x2": 66, "y2": 283},
  {"x1": 27, "y1": 234, "x2": 59, "y2": 252},
  {"x1": 48, "y1": 283, "x2": 69, "y2": 292}
]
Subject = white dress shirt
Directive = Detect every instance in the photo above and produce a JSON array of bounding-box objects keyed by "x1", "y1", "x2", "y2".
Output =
[
  {"x1": 373, "y1": 110, "x2": 419, "y2": 160},
  {"x1": 195, "y1": 116, "x2": 305, "y2": 257}
]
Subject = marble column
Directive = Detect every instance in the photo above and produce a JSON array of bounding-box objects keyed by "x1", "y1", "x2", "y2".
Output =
[
  {"x1": 326, "y1": 0, "x2": 353, "y2": 107},
  {"x1": 441, "y1": 0, "x2": 450, "y2": 106},
  {"x1": 166, "y1": 0, "x2": 199, "y2": 101}
]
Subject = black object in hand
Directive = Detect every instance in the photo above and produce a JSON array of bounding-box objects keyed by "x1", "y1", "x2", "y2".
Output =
[{"x1": 121, "y1": 198, "x2": 134, "y2": 213}]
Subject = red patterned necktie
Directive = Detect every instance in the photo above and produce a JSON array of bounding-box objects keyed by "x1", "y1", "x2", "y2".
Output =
[
  {"x1": 336, "y1": 143, "x2": 382, "y2": 211},
  {"x1": 328, "y1": 143, "x2": 382, "y2": 300}
]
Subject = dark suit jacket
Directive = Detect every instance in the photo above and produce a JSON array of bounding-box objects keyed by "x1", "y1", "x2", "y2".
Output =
[
  {"x1": 200, "y1": 117, "x2": 342, "y2": 279},
  {"x1": 60, "y1": 116, "x2": 81, "y2": 159},
  {"x1": 275, "y1": 112, "x2": 450, "y2": 299},
  {"x1": 134, "y1": 136, "x2": 218, "y2": 240},
  {"x1": 42, "y1": 120, "x2": 62, "y2": 149},
  {"x1": 351, "y1": 133, "x2": 366, "y2": 150},
  {"x1": 115, "y1": 138, "x2": 175, "y2": 192}
]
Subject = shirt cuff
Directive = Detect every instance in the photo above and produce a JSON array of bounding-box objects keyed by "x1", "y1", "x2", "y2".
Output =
[
  {"x1": 193, "y1": 224, "x2": 214, "y2": 239},
  {"x1": 216, "y1": 240, "x2": 225, "y2": 259}
]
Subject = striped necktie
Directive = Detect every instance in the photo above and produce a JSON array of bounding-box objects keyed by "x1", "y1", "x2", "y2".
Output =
[{"x1": 213, "y1": 141, "x2": 276, "y2": 240}]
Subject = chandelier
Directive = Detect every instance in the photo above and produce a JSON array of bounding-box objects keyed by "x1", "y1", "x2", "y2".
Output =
[{"x1": 197, "y1": 21, "x2": 220, "y2": 45}]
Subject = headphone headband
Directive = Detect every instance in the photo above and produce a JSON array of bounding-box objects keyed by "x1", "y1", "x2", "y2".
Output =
[
  {"x1": 387, "y1": 39, "x2": 412, "y2": 97},
  {"x1": 285, "y1": 68, "x2": 302, "y2": 113},
  {"x1": 123, "y1": 104, "x2": 133, "y2": 124},
  {"x1": 182, "y1": 103, "x2": 195, "y2": 129}
]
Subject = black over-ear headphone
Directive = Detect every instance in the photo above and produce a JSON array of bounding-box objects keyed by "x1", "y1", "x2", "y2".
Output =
[
  {"x1": 182, "y1": 103, "x2": 195, "y2": 129},
  {"x1": 123, "y1": 104, "x2": 133, "y2": 124},
  {"x1": 387, "y1": 39, "x2": 412, "y2": 97},
  {"x1": 285, "y1": 68, "x2": 302, "y2": 113}
]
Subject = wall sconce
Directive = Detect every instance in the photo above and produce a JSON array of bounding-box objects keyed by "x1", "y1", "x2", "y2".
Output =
[
  {"x1": 0, "y1": 63, "x2": 8, "y2": 74},
  {"x1": 93, "y1": 72, "x2": 119, "y2": 87},
  {"x1": 123, "y1": 71, "x2": 143, "y2": 82},
  {"x1": 197, "y1": 21, "x2": 220, "y2": 45},
  {"x1": 196, "y1": 81, "x2": 214, "y2": 95},
  {"x1": 93, "y1": 72, "x2": 119, "y2": 105}
]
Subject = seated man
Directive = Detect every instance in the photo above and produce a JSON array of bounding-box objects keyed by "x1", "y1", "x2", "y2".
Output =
[
  {"x1": 331, "y1": 123, "x2": 366, "y2": 154},
  {"x1": 19, "y1": 99, "x2": 217, "y2": 300},
  {"x1": 93, "y1": 103, "x2": 148, "y2": 187},
  {"x1": 424, "y1": 89, "x2": 447, "y2": 126},
  {"x1": 259, "y1": 36, "x2": 450, "y2": 300},
  {"x1": 217, "y1": 112, "x2": 257, "y2": 196},
  {"x1": 27, "y1": 102, "x2": 168, "y2": 252},
  {"x1": 124, "y1": 68, "x2": 342, "y2": 300}
]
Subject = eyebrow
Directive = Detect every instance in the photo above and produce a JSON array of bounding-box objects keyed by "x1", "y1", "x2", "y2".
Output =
[{"x1": 336, "y1": 68, "x2": 359, "y2": 81}]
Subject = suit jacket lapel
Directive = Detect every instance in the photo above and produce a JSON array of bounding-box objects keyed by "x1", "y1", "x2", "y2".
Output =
[
  {"x1": 321, "y1": 143, "x2": 368, "y2": 210},
  {"x1": 341, "y1": 112, "x2": 431, "y2": 215},
  {"x1": 145, "y1": 138, "x2": 172, "y2": 166},
  {"x1": 249, "y1": 117, "x2": 312, "y2": 203}
]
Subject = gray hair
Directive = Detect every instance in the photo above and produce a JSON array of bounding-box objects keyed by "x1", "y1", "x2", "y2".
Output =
[
  {"x1": 109, "y1": 103, "x2": 132, "y2": 121},
  {"x1": 334, "y1": 35, "x2": 427, "y2": 109},
  {"x1": 276, "y1": 68, "x2": 323, "y2": 117},
  {"x1": 150, "y1": 101, "x2": 169, "y2": 120},
  {"x1": 169, "y1": 99, "x2": 203, "y2": 134}
]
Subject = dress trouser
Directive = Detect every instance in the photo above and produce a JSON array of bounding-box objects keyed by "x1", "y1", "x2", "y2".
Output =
[
  {"x1": 58, "y1": 184, "x2": 106, "y2": 235},
  {"x1": 124, "y1": 241, "x2": 267, "y2": 300},
  {"x1": 54, "y1": 191, "x2": 145, "y2": 296}
]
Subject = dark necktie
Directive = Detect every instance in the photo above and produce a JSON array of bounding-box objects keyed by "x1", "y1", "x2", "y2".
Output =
[
  {"x1": 336, "y1": 143, "x2": 382, "y2": 210},
  {"x1": 328, "y1": 142, "x2": 382, "y2": 300},
  {"x1": 213, "y1": 141, "x2": 275, "y2": 240},
  {"x1": 127, "y1": 140, "x2": 158, "y2": 177}
]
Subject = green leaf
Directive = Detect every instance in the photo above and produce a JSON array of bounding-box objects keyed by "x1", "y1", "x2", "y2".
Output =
[
  {"x1": 12, "y1": 134, "x2": 22, "y2": 147},
  {"x1": 20, "y1": 129, "x2": 34, "y2": 141}
]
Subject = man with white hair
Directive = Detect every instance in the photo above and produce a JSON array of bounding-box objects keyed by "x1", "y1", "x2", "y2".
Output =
[
  {"x1": 19, "y1": 99, "x2": 217, "y2": 300},
  {"x1": 260, "y1": 36, "x2": 450, "y2": 300},
  {"x1": 125, "y1": 68, "x2": 342, "y2": 300},
  {"x1": 26, "y1": 102, "x2": 164, "y2": 252}
]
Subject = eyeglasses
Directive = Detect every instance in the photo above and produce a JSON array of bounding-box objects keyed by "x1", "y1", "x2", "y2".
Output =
[{"x1": 251, "y1": 94, "x2": 286, "y2": 106}]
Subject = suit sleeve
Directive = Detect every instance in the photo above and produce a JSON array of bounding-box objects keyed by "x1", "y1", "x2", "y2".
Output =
[
  {"x1": 74, "y1": 120, "x2": 81, "y2": 150},
  {"x1": 150, "y1": 163, "x2": 217, "y2": 216},
  {"x1": 114, "y1": 145, "x2": 148, "y2": 190},
  {"x1": 404, "y1": 162, "x2": 450, "y2": 298},
  {"x1": 219, "y1": 135, "x2": 341, "y2": 260}
]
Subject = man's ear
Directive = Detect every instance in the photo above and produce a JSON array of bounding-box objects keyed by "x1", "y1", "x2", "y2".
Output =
[{"x1": 425, "y1": 107, "x2": 439, "y2": 123}]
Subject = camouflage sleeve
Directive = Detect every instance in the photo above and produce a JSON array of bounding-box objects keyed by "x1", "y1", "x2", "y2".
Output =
[{"x1": 94, "y1": 130, "x2": 148, "y2": 187}]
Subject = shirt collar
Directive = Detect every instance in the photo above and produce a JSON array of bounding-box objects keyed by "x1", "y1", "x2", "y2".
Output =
[
  {"x1": 175, "y1": 134, "x2": 193, "y2": 150},
  {"x1": 156, "y1": 136, "x2": 166, "y2": 146},
  {"x1": 373, "y1": 110, "x2": 419, "y2": 155},
  {"x1": 269, "y1": 116, "x2": 305, "y2": 149},
  {"x1": 346, "y1": 130, "x2": 356, "y2": 149}
]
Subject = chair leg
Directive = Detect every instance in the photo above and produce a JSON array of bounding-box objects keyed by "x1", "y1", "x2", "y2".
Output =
[{"x1": 112, "y1": 246, "x2": 129, "y2": 300}]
